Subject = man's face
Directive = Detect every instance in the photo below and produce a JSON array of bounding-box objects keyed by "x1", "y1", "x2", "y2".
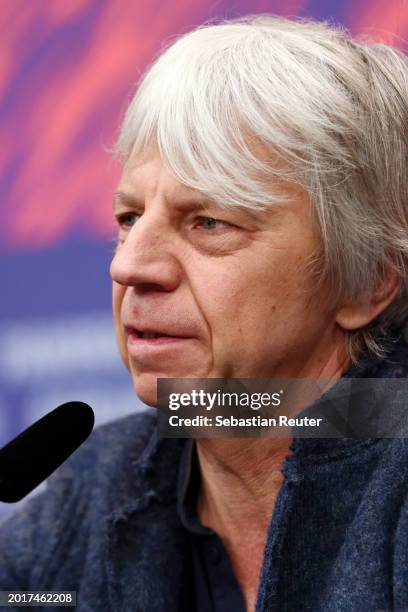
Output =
[{"x1": 110, "y1": 148, "x2": 343, "y2": 406}]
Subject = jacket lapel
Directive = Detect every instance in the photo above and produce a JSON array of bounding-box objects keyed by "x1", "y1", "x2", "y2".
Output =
[{"x1": 106, "y1": 427, "x2": 192, "y2": 612}]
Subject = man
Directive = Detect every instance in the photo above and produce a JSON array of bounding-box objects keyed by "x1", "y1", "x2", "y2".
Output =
[{"x1": 1, "y1": 14, "x2": 408, "y2": 611}]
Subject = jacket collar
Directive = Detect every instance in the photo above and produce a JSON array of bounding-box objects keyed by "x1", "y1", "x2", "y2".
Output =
[
  {"x1": 289, "y1": 330, "x2": 408, "y2": 460},
  {"x1": 105, "y1": 331, "x2": 408, "y2": 610},
  {"x1": 105, "y1": 419, "x2": 190, "y2": 612}
]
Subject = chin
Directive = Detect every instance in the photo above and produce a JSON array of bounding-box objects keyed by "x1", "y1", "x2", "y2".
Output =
[{"x1": 132, "y1": 376, "x2": 158, "y2": 408}]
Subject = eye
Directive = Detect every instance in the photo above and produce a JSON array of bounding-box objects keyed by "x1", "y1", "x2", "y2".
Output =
[
  {"x1": 115, "y1": 212, "x2": 140, "y2": 228},
  {"x1": 195, "y1": 216, "x2": 229, "y2": 230}
]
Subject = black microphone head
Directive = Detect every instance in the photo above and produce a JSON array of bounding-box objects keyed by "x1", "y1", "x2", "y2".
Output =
[{"x1": 0, "y1": 401, "x2": 94, "y2": 503}]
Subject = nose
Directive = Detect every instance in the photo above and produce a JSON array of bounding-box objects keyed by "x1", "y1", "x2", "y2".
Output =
[{"x1": 110, "y1": 214, "x2": 182, "y2": 292}]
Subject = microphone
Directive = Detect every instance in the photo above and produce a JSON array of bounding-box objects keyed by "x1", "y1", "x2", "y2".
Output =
[{"x1": 0, "y1": 402, "x2": 94, "y2": 503}]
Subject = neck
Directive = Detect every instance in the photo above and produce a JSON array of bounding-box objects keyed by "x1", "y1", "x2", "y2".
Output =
[
  {"x1": 196, "y1": 436, "x2": 291, "y2": 535},
  {"x1": 196, "y1": 436, "x2": 291, "y2": 612},
  {"x1": 196, "y1": 337, "x2": 352, "y2": 529},
  {"x1": 195, "y1": 339, "x2": 353, "y2": 609}
]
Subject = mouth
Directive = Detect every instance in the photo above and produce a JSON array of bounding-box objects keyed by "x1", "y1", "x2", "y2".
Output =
[
  {"x1": 125, "y1": 326, "x2": 195, "y2": 351},
  {"x1": 134, "y1": 330, "x2": 173, "y2": 340},
  {"x1": 123, "y1": 323, "x2": 199, "y2": 367}
]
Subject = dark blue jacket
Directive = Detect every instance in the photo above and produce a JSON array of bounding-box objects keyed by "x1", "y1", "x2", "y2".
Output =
[{"x1": 2, "y1": 335, "x2": 408, "y2": 611}]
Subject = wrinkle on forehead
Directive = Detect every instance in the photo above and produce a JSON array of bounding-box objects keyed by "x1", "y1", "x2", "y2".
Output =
[{"x1": 121, "y1": 136, "x2": 316, "y2": 230}]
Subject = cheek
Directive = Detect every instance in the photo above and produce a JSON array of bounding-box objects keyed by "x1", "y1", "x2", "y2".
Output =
[
  {"x1": 201, "y1": 271, "x2": 243, "y2": 319},
  {"x1": 112, "y1": 281, "x2": 123, "y2": 316},
  {"x1": 199, "y1": 254, "x2": 312, "y2": 337},
  {"x1": 195, "y1": 269, "x2": 261, "y2": 354},
  {"x1": 112, "y1": 282, "x2": 129, "y2": 367}
]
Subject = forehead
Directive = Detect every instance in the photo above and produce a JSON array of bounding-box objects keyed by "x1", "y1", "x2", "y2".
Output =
[
  {"x1": 118, "y1": 147, "x2": 210, "y2": 202},
  {"x1": 117, "y1": 150, "x2": 246, "y2": 220},
  {"x1": 116, "y1": 142, "x2": 315, "y2": 232}
]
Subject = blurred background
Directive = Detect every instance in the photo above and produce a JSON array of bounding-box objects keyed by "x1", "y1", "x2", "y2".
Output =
[{"x1": 1, "y1": 0, "x2": 407, "y2": 516}]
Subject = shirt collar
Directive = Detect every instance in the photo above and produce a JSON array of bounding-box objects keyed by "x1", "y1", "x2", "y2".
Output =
[{"x1": 177, "y1": 438, "x2": 213, "y2": 536}]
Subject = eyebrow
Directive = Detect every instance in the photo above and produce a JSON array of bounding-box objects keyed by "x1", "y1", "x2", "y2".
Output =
[
  {"x1": 113, "y1": 191, "x2": 143, "y2": 209},
  {"x1": 112, "y1": 189, "x2": 265, "y2": 226},
  {"x1": 113, "y1": 190, "x2": 214, "y2": 213}
]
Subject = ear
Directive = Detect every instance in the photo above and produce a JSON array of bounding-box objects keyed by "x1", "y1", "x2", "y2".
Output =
[{"x1": 335, "y1": 269, "x2": 401, "y2": 331}]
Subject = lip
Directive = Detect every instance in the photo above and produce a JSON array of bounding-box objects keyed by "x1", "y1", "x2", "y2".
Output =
[
  {"x1": 126, "y1": 327, "x2": 196, "y2": 358},
  {"x1": 128, "y1": 332, "x2": 192, "y2": 345},
  {"x1": 124, "y1": 324, "x2": 193, "y2": 339}
]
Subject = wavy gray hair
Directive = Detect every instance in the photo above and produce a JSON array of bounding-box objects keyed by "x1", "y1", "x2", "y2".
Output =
[{"x1": 116, "y1": 14, "x2": 408, "y2": 362}]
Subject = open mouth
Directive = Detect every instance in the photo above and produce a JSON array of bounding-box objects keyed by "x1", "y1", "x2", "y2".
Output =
[
  {"x1": 126, "y1": 326, "x2": 193, "y2": 353},
  {"x1": 135, "y1": 331, "x2": 170, "y2": 339},
  {"x1": 125, "y1": 324, "x2": 192, "y2": 344}
]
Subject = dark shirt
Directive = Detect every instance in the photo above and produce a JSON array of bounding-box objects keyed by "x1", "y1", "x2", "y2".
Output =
[{"x1": 177, "y1": 438, "x2": 246, "y2": 612}]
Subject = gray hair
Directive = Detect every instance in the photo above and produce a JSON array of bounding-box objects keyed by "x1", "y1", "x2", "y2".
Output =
[{"x1": 116, "y1": 14, "x2": 408, "y2": 362}]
